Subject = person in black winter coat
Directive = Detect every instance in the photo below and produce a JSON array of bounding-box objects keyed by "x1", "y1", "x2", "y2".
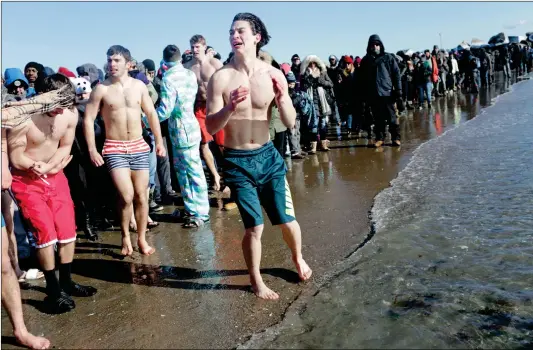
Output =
[{"x1": 359, "y1": 34, "x2": 402, "y2": 147}]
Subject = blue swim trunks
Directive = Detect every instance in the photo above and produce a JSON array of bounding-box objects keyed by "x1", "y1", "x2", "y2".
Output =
[{"x1": 223, "y1": 141, "x2": 295, "y2": 229}]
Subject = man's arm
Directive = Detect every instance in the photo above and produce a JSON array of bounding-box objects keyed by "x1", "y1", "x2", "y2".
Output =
[
  {"x1": 84, "y1": 84, "x2": 104, "y2": 154},
  {"x1": 7, "y1": 124, "x2": 35, "y2": 171},
  {"x1": 140, "y1": 82, "x2": 164, "y2": 149},
  {"x1": 211, "y1": 57, "x2": 223, "y2": 70},
  {"x1": 206, "y1": 71, "x2": 236, "y2": 135},
  {"x1": 45, "y1": 108, "x2": 77, "y2": 171},
  {"x1": 272, "y1": 69, "x2": 296, "y2": 129},
  {"x1": 2, "y1": 128, "x2": 12, "y2": 189},
  {"x1": 391, "y1": 56, "x2": 402, "y2": 95},
  {"x1": 155, "y1": 78, "x2": 176, "y2": 123}
]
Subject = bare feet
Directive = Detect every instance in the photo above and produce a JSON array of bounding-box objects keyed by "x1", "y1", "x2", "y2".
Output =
[
  {"x1": 293, "y1": 258, "x2": 313, "y2": 281},
  {"x1": 14, "y1": 330, "x2": 51, "y2": 349},
  {"x1": 251, "y1": 282, "x2": 279, "y2": 300},
  {"x1": 138, "y1": 240, "x2": 155, "y2": 256},
  {"x1": 121, "y1": 237, "x2": 133, "y2": 256}
]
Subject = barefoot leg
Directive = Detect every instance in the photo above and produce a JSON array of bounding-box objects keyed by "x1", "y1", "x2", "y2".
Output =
[
  {"x1": 109, "y1": 168, "x2": 135, "y2": 256},
  {"x1": 2, "y1": 227, "x2": 51, "y2": 349},
  {"x1": 242, "y1": 225, "x2": 279, "y2": 300},
  {"x1": 279, "y1": 221, "x2": 313, "y2": 281},
  {"x1": 131, "y1": 170, "x2": 154, "y2": 256}
]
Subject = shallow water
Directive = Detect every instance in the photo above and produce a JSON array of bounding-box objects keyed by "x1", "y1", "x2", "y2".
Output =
[{"x1": 242, "y1": 78, "x2": 533, "y2": 349}]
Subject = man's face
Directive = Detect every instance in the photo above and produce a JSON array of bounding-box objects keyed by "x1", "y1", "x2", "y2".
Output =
[
  {"x1": 372, "y1": 43, "x2": 381, "y2": 55},
  {"x1": 25, "y1": 67, "x2": 38, "y2": 83},
  {"x1": 146, "y1": 71, "x2": 155, "y2": 82},
  {"x1": 107, "y1": 54, "x2": 129, "y2": 78},
  {"x1": 346, "y1": 63, "x2": 354, "y2": 71},
  {"x1": 288, "y1": 82, "x2": 296, "y2": 90},
  {"x1": 229, "y1": 21, "x2": 259, "y2": 54},
  {"x1": 292, "y1": 57, "x2": 300, "y2": 66},
  {"x1": 192, "y1": 42, "x2": 207, "y2": 59},
  {"x1": 329, "y1": 57, "x2": 337, "y2": 66},
  {"x1": 47, "y1": 108, "x2": 64, "y2": 117},
  {"x1": 425, "y1": 51, "x2": 431, "y2": 59}
]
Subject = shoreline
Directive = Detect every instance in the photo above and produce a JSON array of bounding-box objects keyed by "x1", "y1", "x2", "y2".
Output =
[{"x1": 1, "y1": 75, "x2": 523, "y2": 349}]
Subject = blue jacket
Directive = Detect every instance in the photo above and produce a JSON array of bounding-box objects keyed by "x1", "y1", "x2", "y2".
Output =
[{"x1": 3, "y1": 68, "x2": 36, "y2": 98}]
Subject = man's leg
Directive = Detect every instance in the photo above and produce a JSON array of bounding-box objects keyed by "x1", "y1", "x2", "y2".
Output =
[
  {"x1": 174, "y1": 145, "x2": 210, "y2": 225},
  {"x1": 279, "y1": 221, "x2": 313, "y2": 280},
  {"x1": 108, "y1": 168, "x2": 135, "y2": 256},
  {"x1": 2, "y1": 224, "x2": 51, "y2": 349},
  {"x1": 200, "y1": 143, "x2": 221, "y2": 191},
  {"x1": 130, "y1": 169, "x2": 154, "y2": 255},
  {"x1": 155, "y1": 135, "x2": 174, "y2": 202},
  {"x1": 1, "y1": 192, "x2": 23, "y2": 278}
]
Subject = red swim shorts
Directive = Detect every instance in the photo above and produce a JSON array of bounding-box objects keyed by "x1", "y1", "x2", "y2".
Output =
[
  {"x1": 194, "y1": 103, "x2": 214, "y2": 144},
  {"x1": 194, "y1": 102, "x2": 225, "y2": 146},
  {"x1": 11, "y1": 169, "x2": 76, "y2": 248}
]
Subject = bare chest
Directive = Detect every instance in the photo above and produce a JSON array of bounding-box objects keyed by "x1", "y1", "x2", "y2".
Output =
[
  {"x1": 27, "y1": 118, "x2": 66, "y2": 145},
  {"x1": 192, "y1": 63, "x2": 216, "y2": 84},
  {"x1": 102, "y1": 85, "x2": 142, "y2": 111},
  {"x1": 224, "y1": 70, "x2": 275, "y2": 114}
]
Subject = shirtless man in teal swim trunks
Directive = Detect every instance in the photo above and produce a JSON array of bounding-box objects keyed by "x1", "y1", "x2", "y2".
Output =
[{"x1": 206, "y1": 12, "x2": 312, "y2": 300}]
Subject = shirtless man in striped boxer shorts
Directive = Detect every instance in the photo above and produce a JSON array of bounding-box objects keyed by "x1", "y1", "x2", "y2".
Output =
[{"x1": 84, "y1": 45, "x2": 166, "y2": 256}]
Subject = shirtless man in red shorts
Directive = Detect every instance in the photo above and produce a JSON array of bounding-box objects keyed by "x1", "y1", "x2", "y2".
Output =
[
  {"x1": 84, "y1": 45, "x2": 166, "y2": 257},
  {"x1": 184, "y1": 35, "x2": 225, "y2": 191},
  {"x1": 8, "y1": 74, "x2": 97, "y2": 314}
]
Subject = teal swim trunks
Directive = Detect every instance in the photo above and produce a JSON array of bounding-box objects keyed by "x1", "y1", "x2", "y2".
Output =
[{"x1": 223, "y1": 141, "x2": 295, "y2": 229}]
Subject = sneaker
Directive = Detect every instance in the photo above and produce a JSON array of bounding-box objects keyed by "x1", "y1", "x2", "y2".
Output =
[
  {"x1": 45, "y1": 291, "x2": 75, "y2": 314},
  {"x1": 291, "y1": 153, "x2": 305, "y2": 160},
  {"x1": 149, "y1": 201, "x2": 164, "y2": 213},
  {"x1": 63, "y1": 282, "x2": 98, "y2": 297}
]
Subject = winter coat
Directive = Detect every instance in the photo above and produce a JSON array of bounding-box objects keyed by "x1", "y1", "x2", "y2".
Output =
[
  {"x1": 359, "y1": 34, "x2": 402, "y2": 99},
  {"x1": 300, "y1": 55, "x2": 335, "y2": 117}
]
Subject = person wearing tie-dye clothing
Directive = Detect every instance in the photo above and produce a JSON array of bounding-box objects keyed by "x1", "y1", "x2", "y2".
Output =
[{"x1": 156, "y1": 45, "x2": 210, "y2": 228}]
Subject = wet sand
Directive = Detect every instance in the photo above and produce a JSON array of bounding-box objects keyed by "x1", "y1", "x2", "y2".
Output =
[{"x1": 1, "y1": 77, "x2": 517, "y2": 349}]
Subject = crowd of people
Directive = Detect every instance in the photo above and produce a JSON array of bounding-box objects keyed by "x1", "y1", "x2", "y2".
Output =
[{"x1": 1, "y1": 10, "x2": 532, "y2": 348}]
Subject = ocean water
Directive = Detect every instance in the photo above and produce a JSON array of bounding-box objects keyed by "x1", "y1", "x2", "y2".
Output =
[{"x1": 241, "y1": 79, "x2": 533, "y2": 349}]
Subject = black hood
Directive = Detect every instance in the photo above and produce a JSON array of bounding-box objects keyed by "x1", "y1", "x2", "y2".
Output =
[{"x1": 367, "y1": 34, "x2": 385, "y2": 55}]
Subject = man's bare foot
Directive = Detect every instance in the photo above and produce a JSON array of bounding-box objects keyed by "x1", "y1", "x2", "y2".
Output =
[
  {"x1": 121, "y1": 237, "x2": 133, "y2": 256},
  {"x1": 293, "y1": 258, "x2": 313, "y2": 281},
  {"x1": 14, "y1": 330, "x2": 51, "y2": 349},
  {"x1": 251, "y1": 282, "x2": 279, "y2": 300},
  {"x1": 138, "y1": 240, "x2": 155, "y2": 256}
]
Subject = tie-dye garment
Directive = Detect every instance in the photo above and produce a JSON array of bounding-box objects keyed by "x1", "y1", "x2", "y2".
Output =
[{"x1": 157, "y1": 63, "x2": 209, "y2": 221}]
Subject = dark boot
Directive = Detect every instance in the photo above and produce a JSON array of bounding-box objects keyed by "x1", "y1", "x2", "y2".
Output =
[{"x1": 82, "y1": 213, "x2": 98, "y2": 241}]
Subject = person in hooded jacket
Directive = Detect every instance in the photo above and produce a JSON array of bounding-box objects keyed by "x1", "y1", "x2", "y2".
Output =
[
  {"x1": 23, "y1": 62, "x2": 45, "y2": 95},
  {"x1": 3, "y1": 68, "x2": 34, "y2": 100},
  {"x1": 499, "y1": 45, "x2": 511, "y2": 79},
  {"x1": 300, "y1": 55, "x2": 335, "y2": 152},
  {"x1": 479, "y1": 48, "x2": 492, "y2": 87},
  {"x1": 359, "y1": 34, "x2": 402, "y2": 147}
]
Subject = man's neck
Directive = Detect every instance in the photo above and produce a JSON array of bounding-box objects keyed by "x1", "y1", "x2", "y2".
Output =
[
  {"x1": 111, "y1": 74, "x2": 129, "y2": 85},
  {"x1": 193, "y1": 55, "x2": 207, "y2": 64},
  {"x1": 233, "y1": 52, "x2": 258, "y2": 76}
]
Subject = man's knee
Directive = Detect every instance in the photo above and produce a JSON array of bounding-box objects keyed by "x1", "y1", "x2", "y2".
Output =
[
  {"x1": 133, "y1": 189, "x2": 147, "y2": 203},
  {"x1": 244, "y1": 225, "x2": 264, "y2": 239},
  {"x1": 119, "y1": 191, "x2": 135, "y2": 206},
  {"x1": 279, "y1": 220, "x2": 298, "y2": 232}
]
